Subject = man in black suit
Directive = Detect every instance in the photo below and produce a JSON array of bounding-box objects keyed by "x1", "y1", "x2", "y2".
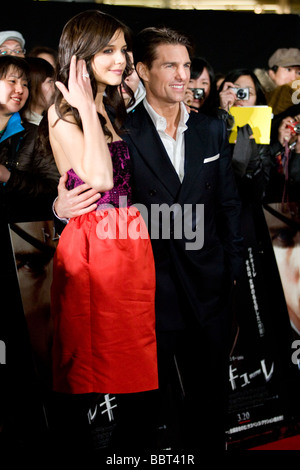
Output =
[
  {"x1": 126, "y1": 27, "x2": 243, "y2": 453},
  {"x1": 54, "y1": 27, "x2": 243, "y2": 454}
]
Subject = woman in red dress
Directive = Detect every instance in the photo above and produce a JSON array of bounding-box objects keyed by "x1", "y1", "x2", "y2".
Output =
[{"x1": 47, "y1": 10, "x2": 158, "y2": 453}]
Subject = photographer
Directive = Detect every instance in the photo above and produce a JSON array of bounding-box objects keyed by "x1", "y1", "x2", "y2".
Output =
[
  {"x1": 266, "y1": 104, "x2": 300, "y2": 203},
  {"x1": 184, "y1": 56, "x2": 219, "y2": 116},
  {"x1": 218, "y1": 68, "x2": 272, "y2": 203}
]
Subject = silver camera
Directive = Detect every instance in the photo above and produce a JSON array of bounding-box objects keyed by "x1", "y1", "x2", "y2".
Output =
[
  {"x1": 231, "y1": 87, "x2": 249, "y2": 100},
  {"x1": 191, "y1": 88, "x2": 205, "y2": 100}
]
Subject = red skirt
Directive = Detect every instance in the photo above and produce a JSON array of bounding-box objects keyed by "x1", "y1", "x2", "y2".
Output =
[{"x1": 51, "y1": 207, "x2": 158, "y2": 394}]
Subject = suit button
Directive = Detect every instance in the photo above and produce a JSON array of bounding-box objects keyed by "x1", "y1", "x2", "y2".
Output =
[
  {"x1": 205, "y1": 182, "x2": 211, "y2": 190},
  {"x1": 149, "y1": 189, "x2": 157, "y2": 196}
]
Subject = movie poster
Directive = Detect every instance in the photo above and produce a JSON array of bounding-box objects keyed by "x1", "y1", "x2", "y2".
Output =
[
  {"x1": 3, "y1": 213, "x2": 300, "y2": 452},
  {"x1": 8, "y1": 220, "x2": 120, "y2": 452},
  {"x1": 9, "y1": 221, "x2": 59, "y2": 390},
  {"x1": 226, "y1": 203, "x2": 300, "y2": 449},
  {"x1": 0, "y1": 221, "x2": 50, "y2": 451}
]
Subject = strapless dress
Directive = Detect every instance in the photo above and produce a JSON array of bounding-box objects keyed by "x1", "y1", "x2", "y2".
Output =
[{"x1": 51, "y1": 140, "x2": 158, "y2": 394}]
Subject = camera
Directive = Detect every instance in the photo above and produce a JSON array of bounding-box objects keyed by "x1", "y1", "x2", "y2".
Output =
[
  {"x1": 287, "y1": 121, "x2": 300, "y2": 135},
  {"x1": 231, "y1": 87, "x2": 249, "y2": 100},
  {"x1": 191, "y1": 88, "x2": 205, "y2": 100}
]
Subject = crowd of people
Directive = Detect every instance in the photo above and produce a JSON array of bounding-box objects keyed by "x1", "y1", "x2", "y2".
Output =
[
  {"x1": 1, "y1": 10, "x2": 300, "y2": 457},
  {"x1": 0, "y1": 30, "x2": 59, "y2": 221},
  {"x1": 1, "y1": 27, "x2": 299, "y2": 222}
]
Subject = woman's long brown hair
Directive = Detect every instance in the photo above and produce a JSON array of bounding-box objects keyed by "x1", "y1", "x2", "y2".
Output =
[{"x1": 54, "y1": 9, "x2": 133, "y2": 139}]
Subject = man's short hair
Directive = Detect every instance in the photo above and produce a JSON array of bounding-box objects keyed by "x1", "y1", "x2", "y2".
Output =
[{"x1": 133, "y1": 26, "x2": 194, "y2": 69}]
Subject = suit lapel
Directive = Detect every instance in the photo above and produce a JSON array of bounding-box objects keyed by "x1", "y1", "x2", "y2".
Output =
[
  {"x1": 126, "y1": 105, "x2": 182, "y2": 199},
  {"x1": 178, "y1": 113, "x2": 209, "y2": 201}
]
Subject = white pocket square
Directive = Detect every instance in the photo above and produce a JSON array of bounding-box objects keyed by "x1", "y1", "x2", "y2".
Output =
[{"x1": 204, "y1": 154, "x2": 220, "y2": 163}]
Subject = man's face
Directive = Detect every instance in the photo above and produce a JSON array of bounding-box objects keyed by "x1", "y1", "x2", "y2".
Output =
[
  {"x1": 264, "y1": 209, "x2": 300, "y2": 332},
  {"x1": 0, "y1": 39, "x2": 25, "y2": 57},
  {"x1": 10, "y1": 221, "x2": 58, "y2": 378},
  {"x1": 269, "y1": 65, "x2": 300, "y2": 87},
  {"x1": 138, "y1": 44, "x2": 191, "y2": 106}
]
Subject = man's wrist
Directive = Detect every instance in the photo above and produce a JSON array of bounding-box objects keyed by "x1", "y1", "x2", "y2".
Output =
[{"x1": 52, "y1": 197, "x2": 69, "y2": 223}]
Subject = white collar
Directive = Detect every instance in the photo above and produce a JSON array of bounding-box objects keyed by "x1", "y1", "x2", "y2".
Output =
[{"x1": 143, "y1": 98, "x2": 189, "y2": 133}]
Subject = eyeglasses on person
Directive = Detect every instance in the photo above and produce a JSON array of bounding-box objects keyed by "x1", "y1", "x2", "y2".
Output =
[{"x1": 0, "y1": 48, "x2": 26, "y2": 56}]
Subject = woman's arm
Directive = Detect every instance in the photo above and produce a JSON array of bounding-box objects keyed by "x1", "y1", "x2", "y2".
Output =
[{"x1": 48, "y1": 56, "x2": 113, "y2": 192}]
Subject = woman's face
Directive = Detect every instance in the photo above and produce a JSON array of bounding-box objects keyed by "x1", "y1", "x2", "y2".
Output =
[
  {"x1": 188, "y1": 67, "x2": 211, "y2": 108},
  {"x1": 37, "y1": 52, "x2": 56, "y2": 69},
  {"x1": 0, "y1": 65, "x2": 29, "y2": 115},
  {"x1": 232, "y1": 75, "x2": 257, "y2": 106},
  {"x1": 91, "y1": 29, "x2": 127, "y2": 91},
  {"x1": 265, "y1": 209, "x2": 300, "y2": 332},
  {"x1": 39, "y1": 76, "x2": 55, "y2": 110}
]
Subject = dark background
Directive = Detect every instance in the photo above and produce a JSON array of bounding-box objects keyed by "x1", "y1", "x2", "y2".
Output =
[
  {"x1": 1, "y1": 1, "x2": 300, "y2": 452},
  {"x1": 2, "y1": 1, "x2": 300, "y2": 74}
]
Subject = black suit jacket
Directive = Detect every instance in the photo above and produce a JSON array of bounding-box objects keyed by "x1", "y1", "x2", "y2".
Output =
[{"x1": 123, "y1": 103, "x2": 243, "y2": 331}]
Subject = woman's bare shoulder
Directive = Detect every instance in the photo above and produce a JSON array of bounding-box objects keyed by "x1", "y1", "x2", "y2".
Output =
[
  {"x1": 48, "y1": 103, "x2": 61, "y2": 128},
  {"x1": 48, "y1": 104, "x2": 79, "y2": 135}
]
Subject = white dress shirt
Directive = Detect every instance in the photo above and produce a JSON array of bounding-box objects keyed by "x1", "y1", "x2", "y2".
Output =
[{"x1": 143, "y1": 98, "x2": 189, "y2": 182}]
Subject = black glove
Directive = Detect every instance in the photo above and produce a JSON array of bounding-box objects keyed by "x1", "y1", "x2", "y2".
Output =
[{"x1": 232, "y1": 124, "x2": 258, "y2": 178}]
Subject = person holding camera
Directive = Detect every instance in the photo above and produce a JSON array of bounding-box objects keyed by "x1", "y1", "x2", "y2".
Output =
[
  {"x1": 184, "y1": 56, "x2": 219, "y2": 115},
  {"x1": 266, "y1": 104, "x2": 300, "y2": 203},
  {"x1": 218, "y1": 68, "x2": 272, "y2": 202},
  {"x1": 219, "y1": 70, "x2": 259, "y2": 112}
]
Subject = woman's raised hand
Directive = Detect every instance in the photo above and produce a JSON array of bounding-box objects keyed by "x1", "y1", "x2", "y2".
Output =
[
  {"x1": 55, "y1": 55, "x2": 94, "y2": 110},
  {"x1": 219, "y1": 81, "x2": 237, "y2": 112}
]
